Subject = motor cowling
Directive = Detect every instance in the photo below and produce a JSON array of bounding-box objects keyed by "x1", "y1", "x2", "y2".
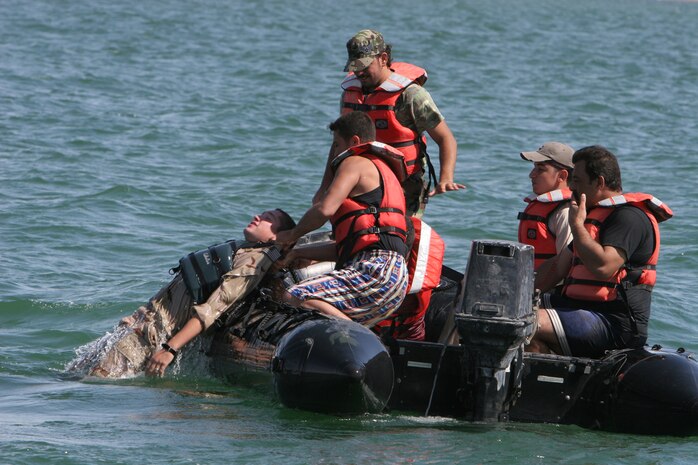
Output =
[
  {"x1": 271, "y1": 318, "x2": 394, "y2": 414},
  {"x1": 454, "y1": 240, "x2": 536, "y2": 421}
]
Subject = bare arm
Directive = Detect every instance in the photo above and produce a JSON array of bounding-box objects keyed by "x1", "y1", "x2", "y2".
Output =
[
  {"x1": 145, "y1": 316, "x2": 204, "y2": 377},
  {"x1": 550, "y1": 205, "x2": 573, "y2": 254},
  {"x1": 427, "y1": 120, "x2": 466, "y2": 196},
  {"x1": 535, "y1": 247, "x2": 573, "y2": 292},
  {"x1": 291, "y1": 241, "x2": 338, "y2": 262},
  {"x1": 312, "y1": 144, "x2": 336, "y2": 204},
  {"x1": 569, "y1": 194, "x2": 626, "y2": 279},
  {"x1": 277, "y1": 158, "x2": 363, "y2": 250}
]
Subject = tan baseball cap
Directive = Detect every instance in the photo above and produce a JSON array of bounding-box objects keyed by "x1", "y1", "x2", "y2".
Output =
[{"x1": 520, "y1": 142, "x2": 575, "y2": 168}]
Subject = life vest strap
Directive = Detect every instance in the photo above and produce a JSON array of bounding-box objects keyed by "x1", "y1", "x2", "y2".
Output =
[
  {"x1": 616, "y1": 283, "x2": 640, "y2": 335},
  {"x1": 565, "y1": 276, "x2": 655, "y2": 292},
  {"x1": 535, "y1": 252, "x2": 556, "y2": 260},
  {"x1": 333, "y1": 206, "x2": 405, "y2": 227},
  {"x1": 620, "y1": 281, "x2": 654, "y2": 291},
  {"x1": 349, "y1": 225, "x2": 407, "y2": 238},
  {"x1": 390, "y1": 139, "x2": 419, "y2": 149},
  {"x1": 570, "y1": 259, "x2": 655, "y2": 272},
  {"x1": 564, "y1": 277, "x2": 617, "y2": 289},
  {"x1": 633, "y1": 264, "x2": 656, "y2": 270},
  {"x1": 517, "y1": 212, "x2": 547, "y2": 222},
  {"x1": 336, "y1": 226, "x2": 407, "y2": 266},
  {"x1": 391, "y1": 138, "x2": 424, "y2": 169},
  {"x1": 342, "y1": 102, "x2": 395, "y2": 112}
]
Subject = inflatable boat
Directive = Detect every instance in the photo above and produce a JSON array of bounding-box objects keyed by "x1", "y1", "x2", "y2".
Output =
[{"x1": 207, "y1": 239, "x2": 698, "y2": 436}]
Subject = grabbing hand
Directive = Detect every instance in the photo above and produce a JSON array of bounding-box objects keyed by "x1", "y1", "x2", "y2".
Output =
[
  {"x1": 145, "y1": 348, "x2": 174, "y2": 377},
  {"x1": 274, "y1": 229, "x2": 297, "y2": 250},
  {"x1": 429, "y1": 180, "x2": 467, "y2": 197},
  {"x1": 275, "y1": 248, "x2": 298, "y2": 268}
]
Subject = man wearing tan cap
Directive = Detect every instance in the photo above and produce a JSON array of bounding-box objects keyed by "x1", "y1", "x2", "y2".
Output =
[
  {"x1": 314, "y1": 30, "x2": 464, "y2": 218},
  {"x1": 518, "y1": 142, "x2": 575, "y2": 271}
]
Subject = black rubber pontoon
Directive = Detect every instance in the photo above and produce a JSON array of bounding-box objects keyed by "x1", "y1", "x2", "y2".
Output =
[{"x1": 208, "y1": 239, "x2": 698, "y2": 436}]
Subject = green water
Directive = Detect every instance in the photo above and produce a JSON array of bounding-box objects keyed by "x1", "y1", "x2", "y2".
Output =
[{"x1": 2, "y1": 0, "x2": 697, "y2": 463}]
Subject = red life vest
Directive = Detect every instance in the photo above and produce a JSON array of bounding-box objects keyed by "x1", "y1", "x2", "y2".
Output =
[
  {"x1": 517, "y1": 188, "x2": 573, "y2": 269},
  {"x1": 330, "y1": 143, "x2": 407, "y2": 262},
  {"x1": 562, "y1": 193, "x2": 673, "y2": 302},
  {"x1": 373, "y1": 217, "x2": 445, "y2": 340},
  {"x1": 340, "y1": 62, "x2": 428, "y2": 177}
]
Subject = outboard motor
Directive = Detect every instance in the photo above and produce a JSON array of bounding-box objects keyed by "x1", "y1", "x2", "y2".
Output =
[
  {"x1": 454, "y1": 240, "x2": 536, "y2": 421},
  {"x1": 271, "y1": 318, "x2": 394, "y2": 414}
]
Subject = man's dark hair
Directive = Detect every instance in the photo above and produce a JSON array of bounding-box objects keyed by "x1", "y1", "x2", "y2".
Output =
[
  {"x1": 544, "y1": 160, "x2": 573, "y2": 178},
  {"x1": 572, "y1": 145, "x2": 622, "y2": 191},
  {"x1": 275, "y1": 208, "x2": 296, "y2": 231},
  {"x1": 328, "y1": 112, "x2": 376, "y2": 142}
]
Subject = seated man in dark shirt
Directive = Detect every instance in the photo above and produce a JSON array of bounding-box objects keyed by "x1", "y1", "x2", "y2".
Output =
[{"x1": 527, "y1": 145, "x2": 672, "y2": 358}]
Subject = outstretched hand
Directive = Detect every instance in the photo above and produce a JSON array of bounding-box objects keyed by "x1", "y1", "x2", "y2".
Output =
[{"x1": 429, "y1": 180, "x2": 467, "y2": 197}]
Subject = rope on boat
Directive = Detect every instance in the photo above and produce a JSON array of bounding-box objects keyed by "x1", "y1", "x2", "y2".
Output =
[{"x1": 425, "y1": 322, "x2": 457, "y2": 417}]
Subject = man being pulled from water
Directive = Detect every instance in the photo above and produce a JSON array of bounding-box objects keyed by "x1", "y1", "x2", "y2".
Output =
[
  {"x1": 275, "y1": 112, "x2": 409, "y2": 326},
  {"x1": 84, "y1": 209, "x2": 296, "y2": 378}
]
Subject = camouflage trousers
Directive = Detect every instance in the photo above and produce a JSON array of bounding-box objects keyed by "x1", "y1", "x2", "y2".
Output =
[{"x1": 88, "y1": 247, "x2": 277, "y2": 378}]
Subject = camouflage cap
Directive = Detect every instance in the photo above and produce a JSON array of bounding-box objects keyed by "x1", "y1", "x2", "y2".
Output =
[{"x1": 344, "y1": 29, "x2": 387, "y2": 72}]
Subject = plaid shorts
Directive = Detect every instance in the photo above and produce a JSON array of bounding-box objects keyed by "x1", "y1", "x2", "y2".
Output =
[{"x1": 288, "y1": 249, "x2": 408, "y2": 327}]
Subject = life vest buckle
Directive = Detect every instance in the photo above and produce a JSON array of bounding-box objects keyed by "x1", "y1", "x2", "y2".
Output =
[
  {"x1": 367, "y1": 226, "x2": 381, "y2": 234},
  {"x1": 366, "y1": 206, "x2": 378, "y2": 215}
]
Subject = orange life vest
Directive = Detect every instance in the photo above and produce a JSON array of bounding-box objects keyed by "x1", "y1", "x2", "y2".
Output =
[
  {"x1": 373, "y1": 217, "x2": 445, "y2": 340},
  {"x1": 562, "y1": 193, "x2": 673, "y2": 302},
  {"x1": 330, "y1": 142, "x2": 408, "y2": 263},
  {"x1": 406, "y1": 217, "x2": 445, "y2": 294},
  {"x1": 340, "y1": 62, "x2": 428, "y2": 177},
  {"x1": 517, "y1": 188, "x2": 573, "y2": 269}
]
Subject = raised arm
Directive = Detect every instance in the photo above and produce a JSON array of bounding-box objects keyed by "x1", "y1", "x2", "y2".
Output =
[{"x1": 569, "y1": 194, "x2": 626, "y2": 279}]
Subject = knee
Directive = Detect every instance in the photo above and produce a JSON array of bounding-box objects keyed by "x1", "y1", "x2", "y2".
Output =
[
  {"x1": 283, "y1": 290, "x2": 303, "y2": 307},
  {"x1": 525, "y1": 337, "x2": 549, "y2": 354},
  {"x1": 526, "y1": 308, "x2": 560, "y2": 354},
  {"x1": 535, "y1": 308, "x2": 553, "y2": 334}
]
